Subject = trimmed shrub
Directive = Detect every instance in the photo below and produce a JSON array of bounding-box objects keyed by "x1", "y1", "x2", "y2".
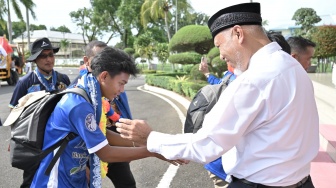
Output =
[
  {"x1": 211, "y1": 56, "x2": 228, "y2": 77},
  {"x1": 207, "y1": 47, "x2": 220, "y2": 61},
  {"x1": 145, "y1": 73, "x2": 207, "y2": 98},
  {"x1": 183, "y1": 64, "x2": 194, "y2": 74},
  {"x1": 133, "y1": 53, "x2": 140, "y2": 59},
  {"x1": 168, "y1": 52, "x2": 202, "y2": 65},
  {"x1": 124, "y1": 48, "x2": 135, "y2": 55},
  {"x1": 189, "y1": 64, "x2": 215, "y2": 81},
  {"x1": 169, "y1": 25, "x2": 214, "y2": 54},
  {"x1": 142, "y1": 70, "x2": 157, "y2": 74}
]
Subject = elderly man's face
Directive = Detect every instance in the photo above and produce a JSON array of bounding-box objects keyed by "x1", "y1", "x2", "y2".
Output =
[
  {"x1": 214, "y1": 29, "x2": 245, "y2": 75},
  {"x1": 85, "y1": 46, "x2": 105, "y2": 72}
]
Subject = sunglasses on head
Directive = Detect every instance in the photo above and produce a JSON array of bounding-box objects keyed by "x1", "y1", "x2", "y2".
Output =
[{"x1": 38, "y1": 52, "x2": 54, "y2": 59}]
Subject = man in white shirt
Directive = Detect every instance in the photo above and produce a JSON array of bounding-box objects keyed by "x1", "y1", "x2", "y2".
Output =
[{"x1": 116, "y1": 2, "x2": 319, "y2": 188}]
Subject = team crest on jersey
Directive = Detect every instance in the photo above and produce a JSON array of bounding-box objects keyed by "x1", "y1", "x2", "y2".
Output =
[
  {"x1": 85, "y1": 113, "x2": 97, "y2": 132},
  {"x1": 58, "y1": 82, "x2": 67, "y2": 91}
]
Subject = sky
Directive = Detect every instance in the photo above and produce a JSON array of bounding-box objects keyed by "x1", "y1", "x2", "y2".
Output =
[{"x1": 6, "y1": 0, "x2": 336, "y2": 44}]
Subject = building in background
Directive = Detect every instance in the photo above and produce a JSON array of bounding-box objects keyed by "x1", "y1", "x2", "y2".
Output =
[{"x1": 13, "y1": 30, "x2": 88, "y2": 59}]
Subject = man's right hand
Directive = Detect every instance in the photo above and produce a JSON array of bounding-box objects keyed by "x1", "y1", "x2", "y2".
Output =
[{"x1": 116, "y1": 118, "x2": 152, "y2": 145}]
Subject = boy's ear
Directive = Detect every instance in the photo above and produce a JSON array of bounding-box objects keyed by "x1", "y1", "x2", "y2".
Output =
[{"x1": 98, "y1": 71, "x2": 109, "y2": 82}]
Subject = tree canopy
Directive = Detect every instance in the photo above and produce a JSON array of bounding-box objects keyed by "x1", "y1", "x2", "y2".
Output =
[
  {"x1": 2, "y1": 0, "x2": 36, "y2": 42},
  {"x1": 50, "y1": 25, "x2": 71, "y2": 33},
  {"x1": 310, "y1": 25, "x2": 336, "y2": 58},
  {"x1": 292, "y1": 8, "x2": 321, "y2": 37}
]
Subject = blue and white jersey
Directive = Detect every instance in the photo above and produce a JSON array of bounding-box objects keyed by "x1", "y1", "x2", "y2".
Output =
[
  {"x1": 31, "y1": 93, "x2": 108, "y2": 188},
  {"x1": 9, "y1": 71, "x2": 70, "y2": 108}
]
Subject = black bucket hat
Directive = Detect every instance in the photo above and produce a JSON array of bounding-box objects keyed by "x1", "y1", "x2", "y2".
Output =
[{"x1": 26, "y1": 37, "x2": 60, "y2": 62}]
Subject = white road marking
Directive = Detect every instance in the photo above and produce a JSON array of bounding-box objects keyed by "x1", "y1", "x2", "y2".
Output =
[{"x1": 137, "y1": 86, "x2": 186, "y2": 188}]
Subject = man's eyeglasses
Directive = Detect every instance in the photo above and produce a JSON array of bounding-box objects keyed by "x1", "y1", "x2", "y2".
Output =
[{"x1": 38, "y1": 52, "x2": 54, "y2": 59}]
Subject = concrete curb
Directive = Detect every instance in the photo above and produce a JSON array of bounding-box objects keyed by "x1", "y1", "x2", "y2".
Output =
[{"x1": 143, "y1": 84, "x2": 191, "y2": 110}]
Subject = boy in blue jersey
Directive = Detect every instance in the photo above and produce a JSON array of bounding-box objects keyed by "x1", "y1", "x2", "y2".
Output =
[
  {"x1": 9, "y1": 37, "x2": 70, "y2": 109},
  {"x1": 31, "y1": 47, "x2": 183, "y2": 188},
  {"x1": 71, "y1": 40, "x2": 137, "y2": 188}
]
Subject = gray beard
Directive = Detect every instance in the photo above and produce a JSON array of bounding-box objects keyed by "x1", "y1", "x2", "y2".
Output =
[{"x1": 234, "y1": 69, "x2": 243, "y2": 76}]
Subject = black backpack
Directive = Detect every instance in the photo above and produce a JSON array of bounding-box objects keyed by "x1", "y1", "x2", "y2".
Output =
[
  {"x1": 4, "y1": 88, "x2": 91, "y2": 178},
  {"x1": 184, "y1": 75, "x2": 233, "y2": 133}
]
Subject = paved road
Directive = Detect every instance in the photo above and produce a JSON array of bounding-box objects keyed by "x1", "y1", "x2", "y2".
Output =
[{"x1": 0, "y1": 67, "x2": 213, "y2": 188}]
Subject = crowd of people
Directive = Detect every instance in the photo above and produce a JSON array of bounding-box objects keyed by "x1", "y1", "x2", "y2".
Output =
[{"x1": 4, "y1": 2, "x2": 323, "y2": 188}]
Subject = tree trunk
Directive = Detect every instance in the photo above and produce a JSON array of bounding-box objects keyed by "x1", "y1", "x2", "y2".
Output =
[
  {"x1": 124, "y1": 29, "x2": 128, "y2": 48},
  {"x1": 26, "y1": 7, "x2": 31, "y2": 51},
  {"x1": 7, "y1": 0, "x2": 13, "y2": 43},
  {"x1": 164, "y1": 11, "x2": 171, "y2": 42}
]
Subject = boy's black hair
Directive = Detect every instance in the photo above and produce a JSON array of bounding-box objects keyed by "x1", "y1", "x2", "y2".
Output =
[
  {"x1": 267, "y1": 31, "x2": 291, "y2": 54},
  {"x1": 90, "y1": 47, "x2": 138, "y2": 77}
]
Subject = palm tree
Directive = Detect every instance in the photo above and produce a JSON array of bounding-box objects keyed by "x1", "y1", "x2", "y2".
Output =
[
  {"x1": 4, "y1": 0, "x2": 36, "y2": 43},
  {"x1": 140, "y1": 0, "x2": 191, "y2": 42},
  {"x1": 60, "y1": 39, "x2": 70, "y2": 59},
  {"x1": 0, "y1": 0, "x2": 8, "y2": 30}
]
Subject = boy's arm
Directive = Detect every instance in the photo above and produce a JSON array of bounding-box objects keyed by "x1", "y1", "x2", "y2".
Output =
[
  {"x1": 95, "y1": 144, "x2": 154, "y2": 163},
  {"x1": 106, "y1": 129, "x2": 136, "y2": 147}
]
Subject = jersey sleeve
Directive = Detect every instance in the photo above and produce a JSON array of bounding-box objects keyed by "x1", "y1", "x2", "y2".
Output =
[
  {"x1": 9, "y1": 79, "x2": 28, "y2": 108},
  {"x1": 68, "y1": 101, "x2": 108, "y2": 154},
  {"x1": 207, "y1": 74, "x2": 222, "y2": 85}
]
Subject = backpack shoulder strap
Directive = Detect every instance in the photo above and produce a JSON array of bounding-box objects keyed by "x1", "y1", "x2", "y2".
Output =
[
  {"x1": 44, "y1": 132, "x2": 76, "y2": 175},
  {"x1": 63, "y1": 88, "x2": 92, "y2": 104},
  {"x1": 55, "y1": 71, "x2": 63, "y2": 82}
]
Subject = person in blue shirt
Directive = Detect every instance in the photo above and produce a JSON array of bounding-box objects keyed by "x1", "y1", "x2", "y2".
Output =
[
  {"x1": 31, "y1": 47, "x2": 184, "y2": 188},
  {"x1": 9, "y1": 37, "x2": 70, "y2": 109},
  {"x1": 199, "y1": 56, "x2": 236, "y2": 85},
  {"x1": 8, "y1": 37, "x2": 70, "y2": 188},
  {"x1": 71, "y1": 40, "x2": 137, "y2": 188}
]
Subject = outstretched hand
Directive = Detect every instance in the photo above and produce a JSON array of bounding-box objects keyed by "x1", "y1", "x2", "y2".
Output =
[
  {"x1": 153, "y1": 153, "x2": 189, "y2": 166},
  {"x1": 116, "y1": 118, "x2": 152, "y2": 145}
]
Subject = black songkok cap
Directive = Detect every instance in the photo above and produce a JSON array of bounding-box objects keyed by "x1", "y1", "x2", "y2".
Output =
[{"x1": 208, "y1": 3, "x2": 262, "y2": 38}]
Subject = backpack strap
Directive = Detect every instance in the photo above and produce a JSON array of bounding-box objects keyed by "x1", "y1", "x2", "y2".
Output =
[
  {"x1": 64, "y1": 87, "x2": 92, "y2": 104},
  {"x1": 43, "y1": 88, "x2": 91, "y2": 176},
  {"x1": 56, "y1": 71, "x2": 63, "y2": 82},
  {"x1": 44, "y1": 132, "x2": 77, "y2": 175}
]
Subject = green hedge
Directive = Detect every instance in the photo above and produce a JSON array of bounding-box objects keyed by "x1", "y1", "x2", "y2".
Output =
[
  {"x1": 168, "y1": 52, "x2": 202, "y2": 65},
  {"x1": 146, "y1": 73, "x2": 207, "y2": 99},
  {"x1": 207, "y1": 47, "x2": 220, "y2": 61}
]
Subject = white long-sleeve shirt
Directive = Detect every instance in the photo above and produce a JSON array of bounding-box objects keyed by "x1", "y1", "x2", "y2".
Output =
[{"x1": 147, "y1": 42, "x2": 319, "y2": 186}]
